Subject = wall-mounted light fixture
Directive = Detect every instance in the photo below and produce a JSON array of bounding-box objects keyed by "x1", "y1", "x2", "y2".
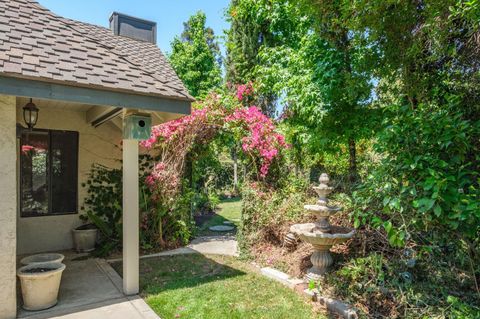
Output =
[{"x1": 23, "y1": 98, "x2": 39, "y2": 129}]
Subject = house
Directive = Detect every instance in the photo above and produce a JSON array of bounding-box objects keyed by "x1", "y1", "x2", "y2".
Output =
[{"x1": 0, "y1": 0, "x2": 193, "y2": 318}]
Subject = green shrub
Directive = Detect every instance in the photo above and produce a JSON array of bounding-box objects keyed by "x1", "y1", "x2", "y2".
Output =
[
  {"x1": 325, "y1": 246, "x2": 480, "y2": 318},
  {"x1": 82, "y1": 163, "x2": 194, "y2": 255},
  {"x1": 81, "y1": 164, "x2": 122, "y2": 255},
  {"x1": 353, "y1": 98, "x2": 480, "y2": 246},
  {"x1": 239, "y1": 174, "x2": 311, "y2": 253}
]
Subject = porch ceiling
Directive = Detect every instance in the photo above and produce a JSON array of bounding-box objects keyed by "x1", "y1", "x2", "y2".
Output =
[
  {"x1": 17, "y1": 96, "x2": 93, "y2": 112},
  {"x1": 16, "y1": 96, "x2": 180, "y2": 129}
]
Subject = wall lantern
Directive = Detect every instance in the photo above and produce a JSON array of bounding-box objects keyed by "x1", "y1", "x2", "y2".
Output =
[{"x1": 23, "y1": 98, "x2": 39, "y2": 129}]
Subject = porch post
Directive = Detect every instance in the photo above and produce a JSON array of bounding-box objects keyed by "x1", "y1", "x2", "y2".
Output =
[
  {"x1": 0, "y1": 95, "x2": 17, "y2": 319},
  {"x1": 122, "y1": 139, "x2": 139, "y2": 295}
]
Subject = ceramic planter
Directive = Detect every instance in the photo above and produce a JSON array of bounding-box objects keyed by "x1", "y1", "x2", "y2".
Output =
[
  {"x1": 20, "y1": 253, "x2": 64, "y2": 266},
  {"x1": 17, "y1": 262, "x2": 66, "y2": 311},
  {"x1": 72, "y1": 224, "x2": 98, "y2": 253}
]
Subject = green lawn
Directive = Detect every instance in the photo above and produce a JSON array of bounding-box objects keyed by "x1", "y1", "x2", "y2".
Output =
[
  {"x1": 197, "y1": 198, "x2": 242, "y2": 236},
  {"x1": 113, "y1": 254, "x2": 320, "y2": 319}
]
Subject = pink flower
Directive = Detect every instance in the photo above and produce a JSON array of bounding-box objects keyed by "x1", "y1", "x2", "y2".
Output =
[
  {"x1": 236, "y1": 82, "x2": 254, "y2": 101},
  {"x1": 226, "y1": 106, "x2": 288, "y2": 177},
  {"x1": 21, "y1": 145, "x2": 35, "y2": 154}
]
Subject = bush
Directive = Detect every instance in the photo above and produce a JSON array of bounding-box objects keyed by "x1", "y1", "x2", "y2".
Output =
[
  {"x1": 239, "y1": 174, "x2": 311, "y2": 253},
  {"x1": 353, "y1": 98, "x2": 480, "y2": 247},
  {"x1": 81, "y1": 164, "x2": 122, "y2": 255},
  {"x1": 82, "y1": 163, "x2": 194, "y2": 255},
  {"x1": 324, "y1": 243, "x2": 480, "y2": 318}
]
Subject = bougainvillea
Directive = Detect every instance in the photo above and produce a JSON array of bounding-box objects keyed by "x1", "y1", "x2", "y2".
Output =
[
  {"x1": 140, "y1": 102, "x2": 224, "y2": 199},
  {"x1": 236, "y1": 81, "x2": 254, "y2": 102},
  {"x1": 140, "y1": 88, "x2": 288, "y2": 208},
  {"x1": 226, "y1": 106, "x2": 288, "y2": 177}
]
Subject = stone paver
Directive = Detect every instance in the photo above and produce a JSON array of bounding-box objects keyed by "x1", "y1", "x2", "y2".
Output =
[
  {"x1": 109, "y1": 235, "x2": 239, "y2": 263},
  {"x1": 188, "y1": 235, "x2": 238, "y2": 256},
  {"x1": 208, "y1": 225, "x2": 235, "y2": 232}
]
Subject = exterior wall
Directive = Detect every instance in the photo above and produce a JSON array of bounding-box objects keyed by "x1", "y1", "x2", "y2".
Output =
[
  {"x1": 16, "y1": 102, "x2": 122, "y2": 254},
  {"x1": 0, "y1": 94, "x2": 17, "y2": 319}
]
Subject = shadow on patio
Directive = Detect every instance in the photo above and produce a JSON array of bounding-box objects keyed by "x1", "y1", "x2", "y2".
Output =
[{"x1": 16, "y1": 251, "x2": 158, "y2": 319}]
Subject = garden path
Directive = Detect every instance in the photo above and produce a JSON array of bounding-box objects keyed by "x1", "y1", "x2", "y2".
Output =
[{"x1": 108, "y1": 198, "x2": 241, "y2": 263}]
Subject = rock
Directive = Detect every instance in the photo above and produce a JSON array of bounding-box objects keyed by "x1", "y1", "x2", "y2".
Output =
[{"x1": 223, "y1": 221, "x2": 234, "y2": 225}]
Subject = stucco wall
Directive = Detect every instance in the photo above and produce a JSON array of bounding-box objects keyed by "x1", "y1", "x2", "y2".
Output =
[
  {"x1": 0, "y1": 95, "x2": 17, "y2": 319},
  {"x1": 16, "y1": 102, "x2": 122, "y2": 255}
]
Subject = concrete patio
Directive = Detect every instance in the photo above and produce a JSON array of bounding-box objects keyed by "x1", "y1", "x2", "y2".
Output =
[{"x1": 17, "y1": 252, "x2": 159, "y2": 319}]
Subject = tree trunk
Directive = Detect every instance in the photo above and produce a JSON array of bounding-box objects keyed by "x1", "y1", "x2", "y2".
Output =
[
  {"x1": 158, "y1": 216, "x2": 165, "y2": 247},
  {"x1": 348, "y1": 138, "x2": 357, "y2": 182},
  {"x1": 232, "y1": 147, "x2": 238, "y2": 193},
  {"x1": 185, "y1": 154, "x2": 193, "y2": 189}
]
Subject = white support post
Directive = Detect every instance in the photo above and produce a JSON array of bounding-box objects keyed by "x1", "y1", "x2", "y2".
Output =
[{"x1": 122, "y1": 138, "x2": 139, "y2": 295}]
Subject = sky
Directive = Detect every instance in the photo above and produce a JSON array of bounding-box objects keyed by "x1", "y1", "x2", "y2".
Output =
[{"x1": 37, "y1": 0, "x2": 230, "y2": 55}]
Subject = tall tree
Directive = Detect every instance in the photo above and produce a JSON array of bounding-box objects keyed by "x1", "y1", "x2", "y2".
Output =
[
  {"x1": 254, "y1": 0, "x2": 373, "y2": 180},
  {"x1": 169, "y1": 11, "x2": 222, "y2": 98},
  {"x1": 225, "y1": 0, "x2": 303, "y2": 116},
  {"x1": 298, "y1": 0, "x2": 480, "y2": 242}
]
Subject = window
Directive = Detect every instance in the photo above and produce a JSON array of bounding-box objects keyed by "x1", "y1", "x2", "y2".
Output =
[{"x1": 20, "y1": 129, "x2": 79, "y2": 217}]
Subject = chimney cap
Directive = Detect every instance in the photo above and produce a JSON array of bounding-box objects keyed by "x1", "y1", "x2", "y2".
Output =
[{"x1": 109, "y1": 12, "x2": 157, "y2": 44}]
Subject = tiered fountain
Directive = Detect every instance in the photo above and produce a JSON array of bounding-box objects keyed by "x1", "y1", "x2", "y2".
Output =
[{"x1": 290, "y1": 173, "x2": 355, "y2": 281}]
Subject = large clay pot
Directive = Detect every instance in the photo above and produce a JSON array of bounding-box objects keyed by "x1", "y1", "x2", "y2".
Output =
[
  {"x1": 20, "y1": 253, "x2": 64, "y2": 266},
  {"x1": 17, "y1": 262, "x2": 66, "y2": 311},
  {"x1": 72, "y1": 224, "x2": 98, "y2": 253}
]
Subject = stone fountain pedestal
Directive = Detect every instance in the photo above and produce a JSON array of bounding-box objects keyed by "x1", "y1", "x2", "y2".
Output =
[{"x1": 290, "y1": 173, "x2": 355, "y2": 281}]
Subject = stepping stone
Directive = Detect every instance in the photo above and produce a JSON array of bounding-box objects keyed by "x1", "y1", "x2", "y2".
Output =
[
  {"x1": 209, "y1": 225, "x2": 235, "y2": 232},
  {"x1": 223, "y1": 221, "x2": 234, "y2": 225}
]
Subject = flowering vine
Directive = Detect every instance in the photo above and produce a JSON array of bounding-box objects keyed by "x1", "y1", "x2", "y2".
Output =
[
  {"x1": 226, "y1": 106, "x2": 288, "y2": 177},
  {"x1": 140, "y1": 86, "x2": 288, "y2": 204}
]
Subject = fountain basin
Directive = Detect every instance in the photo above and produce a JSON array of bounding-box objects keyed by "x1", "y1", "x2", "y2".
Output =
[
  {"x1": 290, "y1": 224, "x2": 355, "y2": 246},
  {"x1": 291, "y1": 223, "x2": 355, "y2": 280},
  {"x1": 304, "y1": 204, "x2": 341, "y2": 217}
]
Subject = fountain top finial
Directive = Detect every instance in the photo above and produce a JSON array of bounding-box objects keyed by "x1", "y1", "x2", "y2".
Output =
[{"x1": 319, "y1": 173, "x2": 329, "y2": 185}]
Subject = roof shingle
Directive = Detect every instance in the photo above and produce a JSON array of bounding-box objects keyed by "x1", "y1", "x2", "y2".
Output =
[{"x1": 0, "y1": 0, "x2": 193, "y2": 101}]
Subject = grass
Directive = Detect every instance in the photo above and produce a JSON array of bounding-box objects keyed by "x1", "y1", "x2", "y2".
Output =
[
  {"x1": 196, "y1": 198, "x2": 242, "y2": 236},
  {"x1": 112, "y1": 254, "x2": 321, "y2": 319}
]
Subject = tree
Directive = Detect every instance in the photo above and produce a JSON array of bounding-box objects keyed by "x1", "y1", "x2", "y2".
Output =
[
  {"x1": 169, "y1": 11, "x2": 222, "y2": 98},
  {"x1": 252, "y1": 0, "x2": 374, "y2": 181},
  {"x1": 225, "y1": 0, "x2": 305, "y2": 116},
  {"x1": 298, "y1": 0, "x2": 480, "y2": 242}
]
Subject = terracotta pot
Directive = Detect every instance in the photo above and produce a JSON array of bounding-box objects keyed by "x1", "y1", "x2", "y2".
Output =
[
  {"x1": 17, "y1": 262, "x2": 66, "y2": 311},
  {"x1": 72, "y1": 225, "x2": 98, "y2": 253}
]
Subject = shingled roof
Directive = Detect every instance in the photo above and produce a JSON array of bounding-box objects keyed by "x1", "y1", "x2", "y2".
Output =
[{"x1": 0, "y1": 0, "x2": 193, "y2": 102}]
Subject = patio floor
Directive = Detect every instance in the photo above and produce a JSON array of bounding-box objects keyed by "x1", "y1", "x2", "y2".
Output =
[{"x1": 17, "y1": 252, "x2": 159, "y2": 319}]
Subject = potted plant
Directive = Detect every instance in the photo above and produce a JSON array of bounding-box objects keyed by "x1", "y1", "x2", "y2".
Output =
[
  {"x1": 72, "y1": 215, "x2": 98, "y2": 253},
  {"x1": 17, "y1": 262, "x2": 66, "y2": 311}
]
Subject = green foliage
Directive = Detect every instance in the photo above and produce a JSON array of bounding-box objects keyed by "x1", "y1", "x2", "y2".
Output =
[
  {"x1": 326, "y1": 246, "x2": 480, "y2": 318},
  {"x1": 169, "y1": 11, "x2": 222, "y2": 98},
  {"x1": 239, "y1": 174, "x2": 310, "y2": 253},
  {"x1": 82, "y1": 163, "x2": 194, "y2": 255},
  {"x1": 226, "y1": 0, "x2": 308, "y2": 83},
  {"x1": 141, "y1": 179, "x2": 195, "y2": 249},
  {"x1": 353, "y1": 97, "x2": 480, "y2": 245},
  {"x1": 81, "y1": 164, "x2": 122, "y2": 254},
  {"x1": 225, "y1": 0, "x2": 307, "y2": 115}
]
